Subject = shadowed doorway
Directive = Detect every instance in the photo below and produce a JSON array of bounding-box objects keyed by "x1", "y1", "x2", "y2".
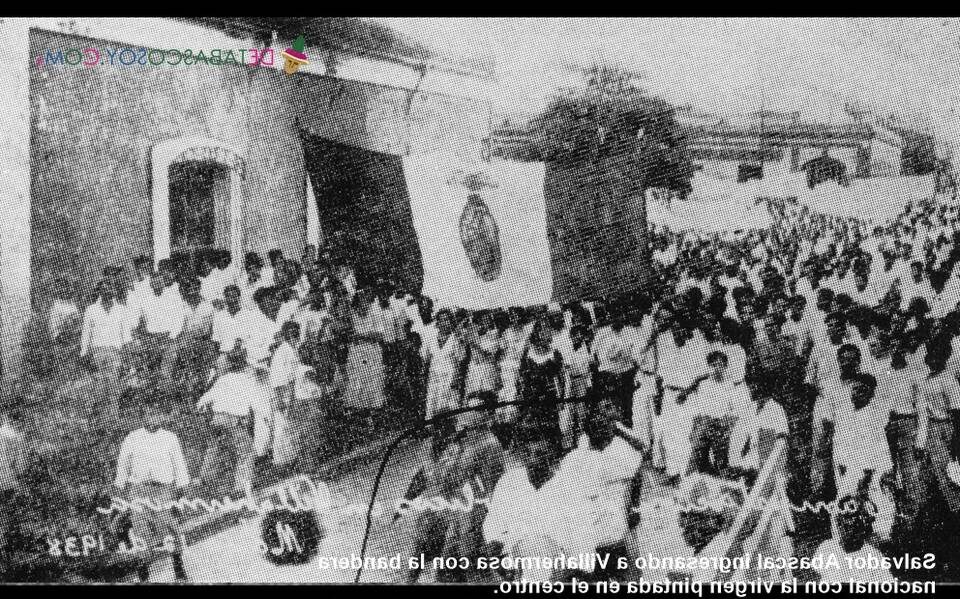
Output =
[
  {"x1": 302, "y1": 135, "x2": 424, "y2": 293},
  {"x1": 168, "y1": 160, "x2": 231, "y2": 269}
]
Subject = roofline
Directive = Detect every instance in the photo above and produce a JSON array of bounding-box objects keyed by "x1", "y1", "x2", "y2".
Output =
[{"x1": 180, "y1": 17, "x2": 495, "y2": 82}]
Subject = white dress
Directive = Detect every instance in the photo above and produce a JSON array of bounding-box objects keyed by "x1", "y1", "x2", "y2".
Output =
[
  {"x1": 833, "y1": 402, "x2": 895, "y2": 541},
  {"x1": 423, "y1": 326, "x2": 465, "y2": 421}
]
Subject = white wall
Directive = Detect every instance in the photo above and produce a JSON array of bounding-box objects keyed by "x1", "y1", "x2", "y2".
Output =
[
  {"x1": 0, "y1": 19, "x2": 31, "y2": 383},
  {"x1": 870, "y1": 136, "x2": 903, "y2": 177},
  {"x1": 697, "y1": 159, "x2": 740, "y2": 180}
]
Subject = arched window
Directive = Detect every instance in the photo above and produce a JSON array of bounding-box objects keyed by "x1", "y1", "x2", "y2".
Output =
[{"x1": 151, "y1": 138, "x2": 245, "y2": 266}]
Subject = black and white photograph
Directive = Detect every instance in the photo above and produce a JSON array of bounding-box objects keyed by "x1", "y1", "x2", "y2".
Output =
[{"x1": 0, "y1": 16, "x2": 958, "y2": 590}]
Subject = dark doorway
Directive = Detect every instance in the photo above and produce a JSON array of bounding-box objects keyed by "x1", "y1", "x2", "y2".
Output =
[
  {"x1": 302, "y1": 135, "x2": 423, "y2": 293},
  {"x1": 169, "y1": 161, "x2": 230, "y2": 268}
]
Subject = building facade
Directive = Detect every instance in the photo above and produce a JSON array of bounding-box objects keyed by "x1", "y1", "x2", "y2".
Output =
[
  {"x1": 0, "y1": 17, "x2": 491, "y2": 382},
  {"x1": 677, "y1": 107, "x2": 903, "y2": 181},
  {"x1": 489, "y1": 105, "x2": 904, "y2": 181}
]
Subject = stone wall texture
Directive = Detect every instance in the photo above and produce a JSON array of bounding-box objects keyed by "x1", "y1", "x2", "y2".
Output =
[
  {"x1": 30, "y1": 29, "x2": 254, "y2": 305},
  {"x1": 28, "y1": 28, "x2": 488, "y2": 311}
]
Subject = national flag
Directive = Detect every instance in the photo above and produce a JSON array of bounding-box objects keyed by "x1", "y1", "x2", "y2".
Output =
[
  {"x1": 403, "y1": 153, "x2": 552, "y2": 310},
  {"x1": 402, "y1": 154, "x2": 654, "y2": 309}
]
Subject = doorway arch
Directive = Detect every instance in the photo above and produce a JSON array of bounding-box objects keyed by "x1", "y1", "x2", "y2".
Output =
[{"x1": 151, "y1": 137, "x2": 246, "y2": 265}]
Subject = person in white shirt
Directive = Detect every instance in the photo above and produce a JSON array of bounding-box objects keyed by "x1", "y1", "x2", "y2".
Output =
[
  {"x1": 263, "y1": 248, "x2": 285, "y2": 287},
  {"x1": 112, "y1": 401, "x2": 190, "y2": 582},
  {"x1": 301, "y1": 243, "x2": 317, "y2": 274},
  {"x1": 806, "y1": 312, "x2": 853, "y2": 395},
  {"x1": 482, "y1": 421, "x2": 568, "y2": 582},
  {"x1": 131, "y1": 271, "x2": 185, "y2": 379},
  {"x1": 126, "y1": 255, "x2": 153, "y2": 315},
  {"x1": 275, "y1": 284, "x2": 303, "y2": 329},
  {"x1": 563, "y1": 324, "x2": 594, "y2": 450},
  {"x1": 546, "y1": 396, "x2": 644, "y2": 571},
  {"x1": 247, "y1": 287, "x2": 284, "y2": 370},
  {"x1": 654, "y1": 320, "x2": 710, "y2": 481},
  {"x1": 630, "y1": 304, "x2": 661, "y2": 454},
  {"x1": 269, "y1": 321, "x2": 301, "y2": 468},
  {"x1": 214, "y1": 249, "x2": 239, "y2": 299},
  {"x1": 811, "y1": 343, "x2": 863, "y2": 495},
  {"x1": 196, "y1": 345, "x2": 269, "y2": 494},
  {"x1": 688, "y1": 350, "x2": 751, "y2": 476},
  {"x1": 399, "y1": 292, "x2": 424, "y2": 337},
  {"x1": 156, "y1": 258, "x2": 181, "y2": 300},
  {"x1": 211, "y1": 284, "x2": 256, "y2": 377},
  {"x1": 888, "y1": 255, "x2": 914, "y2": 297},
  {"x1": 81, "y1": 284, "x2": 133, "y2": 397},
  {"x1": 198, "y1": 251, "x2": 224, "y2": 306},
  {"x1": 171, "y1": 277, "x2": 216, "y2": 388},
  {"x1": 498, "y1": 307, "x2": 532, "y2": 418},
  {"x1": 335, "y1": 262, "x2": 358, "y2": 300},
  {"x1": 832, "y1": 372, "x2": 895, "y2": 541},
  {"x1": 458, "y1": 311, "x2": 502, "y2": 428},
  {"x1": 547, "y1": 308, "x2": 573, "y2": 364},
  {"x1": 270, "y1": 321, "x2": 301, "y2": 402},
  {"x1": 653, "y1": 240, "x2": 678, "y2": 270},
  {"x1": 392, "y1": 393, "x2": 507, "y2": 584}
]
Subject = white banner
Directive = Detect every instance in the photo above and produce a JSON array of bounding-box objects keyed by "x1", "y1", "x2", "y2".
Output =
[{"x1": 403, "y1": 155, "x2": 552, "y2": 309}]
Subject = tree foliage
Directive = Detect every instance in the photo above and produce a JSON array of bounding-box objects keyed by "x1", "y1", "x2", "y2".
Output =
[
  {"x1": 532, "y1": 69, "x2": 696, "y2": 197},
  {"x1": 900, "y1": 130, "x2": 938, "y2": 176}
]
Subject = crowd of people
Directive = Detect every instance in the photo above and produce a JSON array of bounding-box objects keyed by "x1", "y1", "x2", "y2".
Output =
[
  {"x1": 34, "y1": 243, "x2": 431, "y2": 580},
  {"x1": 390, "y1": 191, "x2": 960, "y2": 584},
  {"x1": 8, "y1": 187, "x2": 960, "y2": 583}
]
